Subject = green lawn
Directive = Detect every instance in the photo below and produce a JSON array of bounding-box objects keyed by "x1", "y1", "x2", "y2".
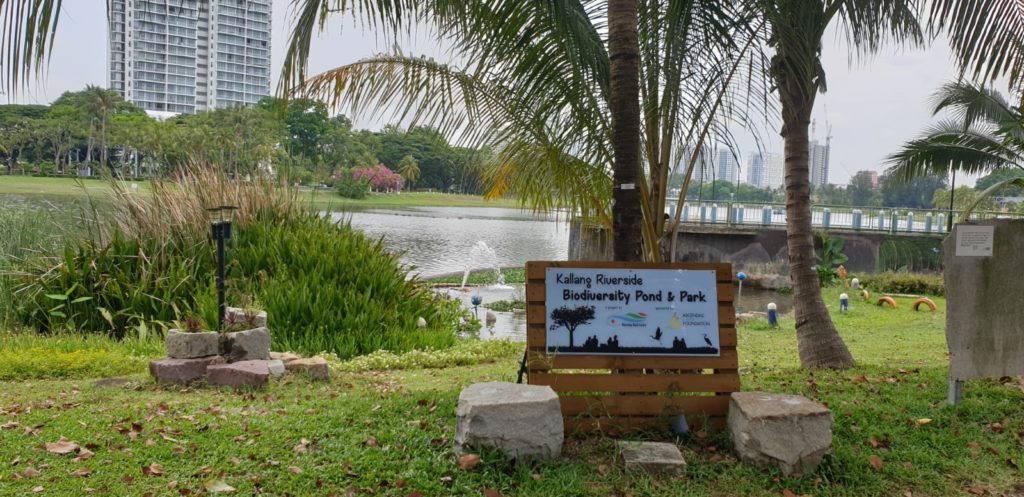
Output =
[
  {"x1": 0, "y1": 176, "x2": 518, "y2": 210},
  {"x1": 1, "y1": 289, "x2": 1021, "y2": 496}
]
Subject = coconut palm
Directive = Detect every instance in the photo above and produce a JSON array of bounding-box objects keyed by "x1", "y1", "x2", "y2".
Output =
[
  {"x1": 396, "y1": 154, "x2": 420, "y2": 190},
  {"x1": 80, "y1": 85, "x2": 122, "y2": 173},
  {"x1": 887, "y1": 82, "x2": 1024, "y2": 219},
  {"x1": 281, "y1": 1, "x2": 770, "y2": 263}
]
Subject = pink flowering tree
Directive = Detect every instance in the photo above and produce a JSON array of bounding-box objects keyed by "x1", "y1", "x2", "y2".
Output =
[{"x1": 353, "y1": 164, "x2": 404, "y2": 192}]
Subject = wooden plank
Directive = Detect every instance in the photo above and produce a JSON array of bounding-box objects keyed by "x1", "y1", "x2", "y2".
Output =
[
  {"x1": 530, "y1": 372, "x2": 740, "y2": 393},
  {"x1": 526, "y1": 304, "x2": 736, "y2": 326},
  {"x1": 527, "y1": 348, "x2": 738, "y2": 371},
  {"x1": 564, "y1": 415, "x2": 726, "y2": 434},
  {"x1": 559, "y1": 394, "x2": 728, "y2": 417},
  {"x1": 526, "y1": 282, "x2": 734, "y2": 303},
  {"x1": 527, "y1": 326, "x2": 737, "y2": 349},
  {"x1": 526, "y1": 261, "x2": 732, "y2": 281}
]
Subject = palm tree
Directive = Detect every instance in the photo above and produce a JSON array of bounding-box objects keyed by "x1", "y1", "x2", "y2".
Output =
[
  {"x1": 396, "y1": 154, "x2": 420, "y2": 191},
  {"x1": 281, "y1": 1, "x2": 767, "y2": 263},
  {"x1": 887, "y1": 82, "x2": 1024, "y2": 219},
  {"x1": 81, "y1": 85, "x2": 121, "y2": 173}
]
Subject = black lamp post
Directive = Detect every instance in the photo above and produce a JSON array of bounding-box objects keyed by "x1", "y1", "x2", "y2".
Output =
[{"x1": 207, "y1": 205, "x2": 238, "y2": 331}]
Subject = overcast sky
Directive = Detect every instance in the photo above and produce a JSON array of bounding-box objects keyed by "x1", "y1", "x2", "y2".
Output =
[{"x1": 2, "y1": 0, "x2": 970, "y2": 185}]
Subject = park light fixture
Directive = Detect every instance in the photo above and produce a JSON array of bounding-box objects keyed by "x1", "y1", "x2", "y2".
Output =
[{"x1": 207, "y1": 205, "x2": 238, "y2": 331}]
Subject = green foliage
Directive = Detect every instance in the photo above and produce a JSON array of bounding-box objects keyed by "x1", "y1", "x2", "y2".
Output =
[
  {"x1": 847, "y1": 171, "x2": 882, "y2": 207},
  {"x1": 233, "y1": 214, "x2": 463, "y2": 358},
  {"x1": 858, "y1": 272, "x2": 945, "y2": 296},
  {"x1": 975, "y1": 168, "x2": 1024, "y2": 196},
  {"x1": 0, "y1": 331, "x2": 162, "y2": 380},
  {"x1": 333, "y1": 168, "x2": 370, "y2": 199},
  {"x1": 482, "y1": 299, "x2": 526, "y2": 312},
  {"x1": 332, "y1": 339, "x2": 520, "y2": 372},
  {"x1": 816, "y1": 235, "x2": 849, "y2": 286},
  {"x1": 881, "y1": 173, "x2": 948, "y2": 209},
  {"x1": 428, "y1": 268, "x2": 525, "y2": 285},
  {"x1": 878, "y1": 237, "x2": 943, "y2": 272}
]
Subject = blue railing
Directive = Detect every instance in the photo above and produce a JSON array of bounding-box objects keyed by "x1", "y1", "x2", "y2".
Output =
[{"x1": 668, "y1": 201, "x2": 1024, "y2": 235}]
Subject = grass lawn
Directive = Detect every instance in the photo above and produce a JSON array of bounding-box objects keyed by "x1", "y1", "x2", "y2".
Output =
[
  {"x1": 1, "y1": 289, "x2": 1022, "y2": 496},
  {"x1": 0, "y1": 176, "x2": 518, "y2": 210}
]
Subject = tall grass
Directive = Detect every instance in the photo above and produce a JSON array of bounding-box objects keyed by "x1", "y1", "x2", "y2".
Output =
[
  {"x1": 0, "y1": 204, "x2": 67, "y2": 329},
  {"x1": 10, "y1": 165, "x2": 462, "y2": 357}
]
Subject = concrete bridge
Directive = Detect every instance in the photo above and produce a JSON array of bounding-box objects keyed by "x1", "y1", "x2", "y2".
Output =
[{"x1": 570, "y1": 201, "x2": 1023, "y2": 274}]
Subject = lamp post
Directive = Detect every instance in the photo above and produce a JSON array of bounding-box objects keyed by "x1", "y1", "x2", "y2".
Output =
[{"x1": 207, "y1": 205, "x2": 238, "y2": 331}]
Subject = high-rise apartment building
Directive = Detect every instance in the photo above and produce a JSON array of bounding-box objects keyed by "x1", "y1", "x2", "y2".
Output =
[
  {"x1": 763, "y1": 152, "x2": 784, "y2": 189},
  {"x1": 746, "y1": 153, "x2": 764, "y2": 188},
  {"x1": 716, "y1": 149, "x2": 739, "y2": 184},
  {"x1": 809, "y1": 139, "x2": 831, "y2": 187},
  {"x1": 109, "y1": 0, "x2": 272, "y2": 116}
]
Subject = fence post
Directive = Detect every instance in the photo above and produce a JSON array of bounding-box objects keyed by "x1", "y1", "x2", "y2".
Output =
[
  {"x1": 878, "y1": 210, "x2": 886, "y2": 230},
  {"x1": 925, "y1": 212, "x2": 933, "y2": 233},
  {"x1": 822, "y1": 207, "x2": 831, "y2": 229},
  {"x1": 710, "y1": 204, "x2": 718, "y2": 224},
  {"x1": 906, "y1": 211, "x2": 915, "y2": 232},
  {"x1": 852, "y1": 209, "x2": 862, "y2": 230},
  {"x1": 762, "y1": 206, "x2": 772, "y2": 226},
  {"x1": 682, "y1": 204, "x2": 690, "y2": 222},
  {"x1": 890, "y1": 211, "x2": 899, "y2": 234},
  {"x1": 735, "y1": 204, "x2": 745, "y2": 224},
  {"x1": 700, "y1": 204, "x2": 707, "y2": 224},
  {"x1": 936, "y1": 213, "x2": 945, "y2": 233}
]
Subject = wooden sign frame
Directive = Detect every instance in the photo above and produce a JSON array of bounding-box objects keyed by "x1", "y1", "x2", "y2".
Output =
[{"x1": 525, "y1": 261, "x2": 738, "y2": 433}]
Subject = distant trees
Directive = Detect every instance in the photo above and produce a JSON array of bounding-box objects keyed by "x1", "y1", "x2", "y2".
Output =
[
  {"x1": 0, "y1": 89, "x2": 485, "y2": 188},
  {"x1": 847, "y1": 171, "x2": 880, "y2": 207}
]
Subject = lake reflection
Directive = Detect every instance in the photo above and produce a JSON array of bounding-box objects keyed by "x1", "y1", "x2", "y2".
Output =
[{"x1": 338, "y1": 207, "x2": 569, "y2": 277}]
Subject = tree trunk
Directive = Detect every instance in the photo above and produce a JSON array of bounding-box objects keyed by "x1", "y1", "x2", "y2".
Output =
[
  {"x1": 608, "y1": 0, "x2": 643, "y2": 261},
  {"x1": 777, "y1": 61, "x2": 854, "y2": 369}
]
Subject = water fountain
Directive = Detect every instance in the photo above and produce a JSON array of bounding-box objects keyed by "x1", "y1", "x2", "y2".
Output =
[{"x1": 461, "y1": 241, "x2": 512, "y2": 290}]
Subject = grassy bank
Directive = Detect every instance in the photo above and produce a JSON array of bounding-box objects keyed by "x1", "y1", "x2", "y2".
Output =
[
  {"x1": 0, "y1": 176, "x2": 517, "y2": 210},
  {"x1": 2, "y1": 289, "x2": 1022, "y2": 496}
]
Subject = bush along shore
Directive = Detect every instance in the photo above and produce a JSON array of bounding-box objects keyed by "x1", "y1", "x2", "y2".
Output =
[{"x1": 2, "y1": 166, "x2": 463, "y2": 359}]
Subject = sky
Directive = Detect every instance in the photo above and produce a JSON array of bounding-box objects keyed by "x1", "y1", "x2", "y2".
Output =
[{"x1": 1, "y1": 0, "x2": 971, "y2": 185}]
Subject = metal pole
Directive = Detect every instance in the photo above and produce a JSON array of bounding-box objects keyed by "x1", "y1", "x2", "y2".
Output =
[
  {"x1": 215, "y1": 223, "x2": 226, "y2": 331},
  {"x1": 948, "y1": 170, "x2": 956, "y2": 232}
]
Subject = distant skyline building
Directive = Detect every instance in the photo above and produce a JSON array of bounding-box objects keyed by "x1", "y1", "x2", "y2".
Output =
[
  {"x1": 746, "y1": 153, "x2": 765, "y2": 188},
  {"x1": 716, "y1": 149, "x2": 740, "y2": 184},
  {"x1": 108, "y1": 0, "x2": 272, "y2": 116},
  {"x1": 809, "y1": 139, "x2": 831, "y2": 187},
  {"x1": 763, "y1": 152, "x2": 784, "y2": 189}
]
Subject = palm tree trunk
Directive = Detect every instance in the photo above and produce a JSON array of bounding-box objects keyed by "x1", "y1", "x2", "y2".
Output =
[
  {"x1": 778, "y1": 66, "x2": 854, "y2": 369},
  {"x1": 608, "y1": 0, "x2": 643, "y2": 261}
]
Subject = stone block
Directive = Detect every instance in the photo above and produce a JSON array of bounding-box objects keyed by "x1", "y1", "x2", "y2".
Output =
[
  {"x1": 149, "y1": 356, "x2": 225, "y2": 385},
  {"x1": 284, "y1": 357, "x2": 329, "y2": 380},
  {"x1": 728, "y1": 392, "x2": 833, "y2": 476},
  {"x1": 222, "y1": 327, "x2": 271, "y2": 362},
  {"x1": 617, "y1": 441, "x2": 686, "y2": 476},
  {"x1": 225, "y1": 307, "x2": 268, "y2": 328},
  {"x1": 206, "y1": 360, "x2": 269, "y2": 389},
  {"x1": 266, "y1": 359, "x2": 286, "y2": 377},
  {"x1": 270, "y1": 351, "x2": 301, "y2": 363},
  {"x1": 455, "y1": 382, "x2": 563, "y2": 460},
  {"x1": 165, "y1": 330, "x2": 220, "y2": 359}
]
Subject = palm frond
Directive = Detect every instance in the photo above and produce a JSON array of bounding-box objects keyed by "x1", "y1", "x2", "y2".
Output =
[
  {"x1": 958, "y1": 176, "x2": 1024, "y2": 221},
  {"x1": 886, "y1": 119, "x2": 1022, "y2": 180},
  {"x1": 929, "y1": 0, "x2": 1024, "y2": 89},
  {"x1": 0, "y1": 0, "x2": 62, "y2": 95},
  {"x1": 930, "y1": 81, "x2": 1017, "y2": 127}
]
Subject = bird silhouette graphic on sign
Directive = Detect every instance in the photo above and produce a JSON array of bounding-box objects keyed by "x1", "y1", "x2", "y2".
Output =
[
  {"x1": 650, "y1": 327, "x2": 663, "y2": 343},
  {"x1": 703, "y1": 333, "x2": 713, "y2": 347}
]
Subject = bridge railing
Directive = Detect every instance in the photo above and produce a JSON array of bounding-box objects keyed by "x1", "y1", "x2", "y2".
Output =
[{"x1": 668, "y1": 201, "x2": 1024, "y2": 234}]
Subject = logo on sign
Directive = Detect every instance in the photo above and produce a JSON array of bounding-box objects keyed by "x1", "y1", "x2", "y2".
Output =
[{"x1": 608, "y1": 312, "x2": 648, "y2": 327}]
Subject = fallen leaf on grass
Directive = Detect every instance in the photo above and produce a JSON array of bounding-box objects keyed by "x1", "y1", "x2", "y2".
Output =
[
  {"x1": 73, "y1": 448, "x2": 94, "y2": 462},
  {"x1": 0, "y1": 421, "x2": 18, "y2": 430},
  {"x1": 364, "y1": 437, "x2": 379, "y2": 448},
  {"x1": 70, "y1": 468, "x2": 92, "y2": 477},
  {"x1": 457, "y1": 454, "x2": 481, "y2": 471},
  {"x1": 530, "y1": 474, "x2": 541, "y2": 481},
  {"x1": 967, "y1": 486, "x2": 986, "y2": 495},
  {"x1": 22, "y1": 467, "x2": 42, "y2": 478},
  {"x1": 142, "y1": 463, "x2": 165, "y2": 476},
  {"x1": 288, "y1": 466, "x2": 303, "y2": 474},
  {"x1": 483, "y1": 488, "x2": 504, "y2": 497},
  {"x1": 204, "y1": 479, "x2": 235, "y2": 493},
  {"x1": 294, "y1": 439, "x2": 311, "y2": 454},
  {"x1": 45, "y1": 437, "x2": 79, "y2": 455},
  {"x1": 869, "y1": 455, "x2": 884, "y2": 471},
  {"x1": 31, "y1": 486, "x2": 43, "y2": 493},
  {"x1": 782, "y1": 489, "x2": 798, "y2": 497},
  {"x1": 597, "y1": 464, "x2": 609, "y2": 476},
  {"x1": 851, "y1": 375, "x2": 869, "y2": 383},
  {"x1": 167, "y1": 481, "x2": 178, "y2": 490},
  {"x1": 914, "y1": 418, "x2": 931, "y2": 426},
  {"x1": 868, "y1": 436, "x2": 890, "y2": 449}
]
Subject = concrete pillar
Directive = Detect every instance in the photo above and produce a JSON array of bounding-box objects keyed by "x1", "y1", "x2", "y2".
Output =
[
  {"x1": 852, "y1": 209, "x2": 862, "y2": 230},
  {"x1": 822, "y1": 208, "x2": 831, "y2": 229},
  {"x1": 925, "y1": 212, "x2": 933, "y2": 233},
  {"x1": 878, "y1": 210, "x2": 886, "y2": 230}
]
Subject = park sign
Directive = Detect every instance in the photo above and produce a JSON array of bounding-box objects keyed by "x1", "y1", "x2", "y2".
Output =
[
  {"x1": 525, "y1": 261, "x2": 739, "y2": 433},
  {"x1": 544, "y1": 268, "x2": 720, "y2": 356}
]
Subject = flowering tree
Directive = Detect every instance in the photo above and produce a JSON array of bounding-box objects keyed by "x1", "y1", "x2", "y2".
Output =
[{"x1": 353, "y1": 164, "x2": 403, "y2": 192}]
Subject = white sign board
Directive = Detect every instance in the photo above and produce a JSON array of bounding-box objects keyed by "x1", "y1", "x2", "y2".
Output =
[
  {"x1": 544, "y1": 268, "x2": 720, "y2": 356},
  {"x1": 956, "y1": 225, "x2": 995, "y2": 257}
]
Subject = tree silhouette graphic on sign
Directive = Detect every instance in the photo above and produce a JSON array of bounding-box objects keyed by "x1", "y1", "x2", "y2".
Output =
[{"x1": 549, "y1": 305, "x2": 596, "y2": 348}]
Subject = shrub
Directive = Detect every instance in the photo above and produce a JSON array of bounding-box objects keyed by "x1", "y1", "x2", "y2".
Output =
[
  {"x1": 331, "y1": 339, "x2": 521, "y2": 372},
  {"x1": 858, "y1": 272, "x2": 944, "y2": 296},
  {"x1": 353, "y1": 164, "x2": 403, "y2": 192},
  {"x1": 0, "y1": 331, "x2": 163, "y2": 380},
  {"x1": 333, "y1": 168, "x2": 370, "y2": 199}
]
